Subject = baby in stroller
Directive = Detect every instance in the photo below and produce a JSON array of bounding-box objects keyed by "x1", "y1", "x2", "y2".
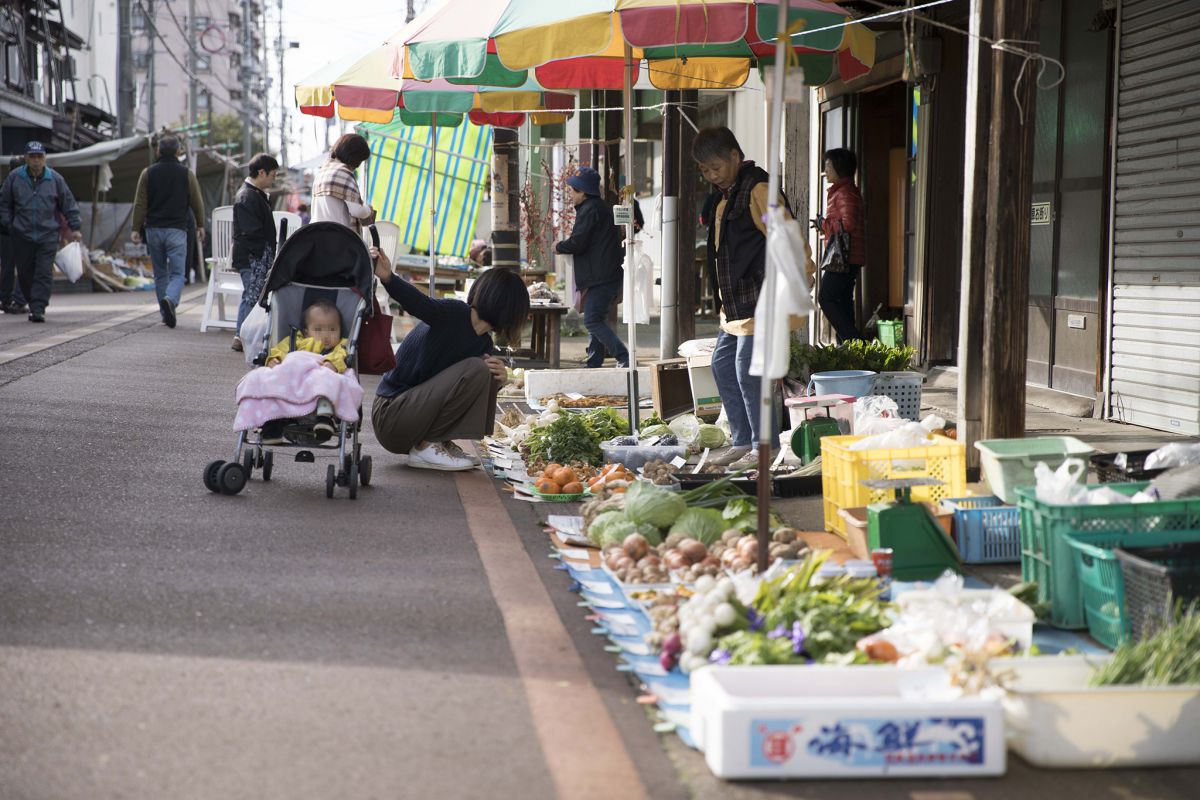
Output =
[
  {"x1": 234, "y1": 295, "x2": 363, "y2": 445},
  {"x1": 205, "y1": 221, "x2": 376, "y2": 499}
]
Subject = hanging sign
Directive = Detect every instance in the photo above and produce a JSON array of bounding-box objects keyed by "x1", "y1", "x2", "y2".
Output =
[
  {"x1": 1031, "y1": 202, "x2": 1052, "y2": 225},
  {"x1": 613, "y1": 204, "x2": 634, "y2": 226}
]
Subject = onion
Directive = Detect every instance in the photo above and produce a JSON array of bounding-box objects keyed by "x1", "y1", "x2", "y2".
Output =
[
  {"x1": 736, "y1": 537, "x2": 759, "y2": 561},
  {"x1": 694, "y1": 574, "x2": 716, "y2": 594},
  {"x1": 713, "y1": 602, "x2": 737, "y2": 627},
  {"x1": 720, "y1": 548, "x2": 739, "y2": 567},
  {"x1": 729, "y1": 557, "x2": 750, "y2": 572},
  {"x1": 637, "y1": 555, "x2": 661, "y2": 569},
  {"x1": 615, "y1": 555, "x2": 635, "y2": 570},
  {"x1": 664, "y1": 551, "x2": 689, "y2": 571},
  {"x1": 623, "y1": 533, "x2": 650, "y2": 561},
  {"x1": 686, "y1": 628, "x2": 713, "y2": 654},
  {"x1": 678, "y1": 538, "x2": 708, "y2": 564},
  {"x1": 662, "y1": 632, "x2": 683, "y2": 655}
]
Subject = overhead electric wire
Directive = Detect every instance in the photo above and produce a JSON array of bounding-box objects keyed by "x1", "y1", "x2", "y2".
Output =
[{"x1": 134, "y1": 0, "x2": 242, "y2": 116}]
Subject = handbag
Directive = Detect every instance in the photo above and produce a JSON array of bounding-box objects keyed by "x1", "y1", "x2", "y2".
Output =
[
  {"x1": 820, "y1": 220, "x2": 853, "y2": 274},
  {"x1": 356, "y1": 287, "x2": 396, "y2": 375}
]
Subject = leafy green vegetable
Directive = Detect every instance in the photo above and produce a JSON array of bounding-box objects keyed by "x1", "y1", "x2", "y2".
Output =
[
  {"x1": 722, "y1": 497, "x2": 783, "y2": 532},
  {"x1": 526, "y1": 413, "x2": 603, "y2": 466},
  {"x1": 588, "y1": 512, "x2": 634, "y2": 546},
  {"x1": 1091, "y1": 604, "x2": 1200, "y2": 687},
  {"x1": 789, "y1": 339, "x2": 916, "y2": 380},
  {"x1": 640, "y1": 413, "x2": 666, "y2": 428},
  {"x1": 697, "y1": 424, "x2": 727, "y2": 449},
  {"x1": 624, "y1": 481, "x2": 687, "y2": 529},
  {"x1": 580, "y1": 407, "x2": 629, "y2": 442},
  {"x1": 639, "y1": 424, "x2": 673, "y2": 440},
  {"x1": 668, "y1": 508, "x2": 727, "y2": 546}
]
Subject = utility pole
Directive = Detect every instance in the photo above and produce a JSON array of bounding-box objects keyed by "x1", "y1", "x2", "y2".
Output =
[
  {"x1": 660, "y1": 89, "x2": 680, "y2": 359},
  {"x1": 188, "y1": 0, "x2": 197, "y2": 126},
  {"x1": 276, "y1": 0, "x2": 287, "y2": 166},
  {"x1": 978, "y1": 0, "x2": 1039, "y2": 440},
  {"x1": 491, "y1": 127, "x2": 520, "y2": 268},
  {"x1": 675, "y1": 89, "x2": 699, "y2": 344},
  {"x1": 146, "y1": 0, "x2": 156, "y2": 131},
  {"x1": 241, "y1": 0, "x2": 253, "y2": 160},
  {"x1": 118, "y1": 0, "x2": 135, "y2": 135}
]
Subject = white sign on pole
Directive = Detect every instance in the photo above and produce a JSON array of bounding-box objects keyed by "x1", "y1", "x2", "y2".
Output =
[{"x1": 613, "y1": 204, "x2": 634, "y2": 226}]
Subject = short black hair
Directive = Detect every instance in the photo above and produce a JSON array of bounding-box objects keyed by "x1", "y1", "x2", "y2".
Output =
[
  {"x1": 331, "y1": 133, "x2": 371, "y2": 171},
  {"x1": 248, "y1": 153, "x2": 279, "y2": 178},
  {"x1": 303, "y1": 298, "x2": 341, "y2": 332},
  {"x1": 824, "y1": 148, "x2": 857, "y2": 180},
  {"x1": 157, "y1": 135, "x2": 180, "y2": 158},
  {"x1": 469, "y1": 267, "x2": 530, "y2": 344},
  {"x1": 693, "y1": 126, "x2": 744, "y2": 163}
]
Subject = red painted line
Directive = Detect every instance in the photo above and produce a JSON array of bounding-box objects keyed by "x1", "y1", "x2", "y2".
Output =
[{"x1": 455, "y1": 469, "x2": 649, "y2": 800}]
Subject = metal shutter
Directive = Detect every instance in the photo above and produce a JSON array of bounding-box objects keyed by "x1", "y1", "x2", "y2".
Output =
[{"x1": 1107, "y1": 0, "x2": 1200, "y2": 436}]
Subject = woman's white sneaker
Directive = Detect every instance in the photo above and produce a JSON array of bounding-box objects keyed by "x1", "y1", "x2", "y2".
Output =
[{"x1": 407, "y1": 442, "x2": 476, "y2": 471}]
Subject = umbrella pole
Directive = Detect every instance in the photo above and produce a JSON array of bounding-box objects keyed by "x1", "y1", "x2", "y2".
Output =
[
  {"x1": 756, "y1": 0, "x2": 791, "y2": 573},
  {"x1": 624, "y1": 43, "x2": 640, "y2": 432},
  {"x1": 428, "y1": 114, "x2": 438, "y2": 294}
]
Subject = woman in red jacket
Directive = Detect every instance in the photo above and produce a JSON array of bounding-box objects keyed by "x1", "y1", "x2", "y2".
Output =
[{"x1": 817, "y1": 148, "x2": 865, "y2": 342}]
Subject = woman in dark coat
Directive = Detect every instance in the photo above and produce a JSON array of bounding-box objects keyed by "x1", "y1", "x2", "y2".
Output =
[
  {"x1": 231, "y1": 153, "x2": 279, "y2": 351},
  {"x1": 555, "y1": 167, "x2": 628, "y2": 368}
]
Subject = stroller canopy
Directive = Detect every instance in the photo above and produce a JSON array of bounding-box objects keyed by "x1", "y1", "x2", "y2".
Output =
[{"x1": 260, "y1": 222, "x2": 374, "y2": 304}]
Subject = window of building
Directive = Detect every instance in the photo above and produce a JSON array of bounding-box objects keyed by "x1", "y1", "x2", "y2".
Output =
[
  {"x1": 132, "y1": 6, "x2": 146, "y2": 31},
  {"x1": 195, "y1": 53, "x2": 211, "y2": 73}
]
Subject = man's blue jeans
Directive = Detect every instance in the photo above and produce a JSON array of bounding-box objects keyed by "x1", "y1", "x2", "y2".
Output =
[
  {"x1": 711, "y1": 330, "x2": 777, "y2": 449},
  {"x1": 146, "y1": 227, "x2": 187, "y2": 314},
  {"x1": 583, "y1": 278, "x2": 628, "y2": 368}
]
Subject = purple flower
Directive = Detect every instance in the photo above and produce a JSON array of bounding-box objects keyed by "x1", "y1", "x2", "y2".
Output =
[
  {"x1": 767, "y1": 623, "x2": 788, "y2": 639},
  {"x1": 709, "y1": 649, "x2": 732, "y2": 665},
  {"x1": 746, "y1": 608, "x2": 765, "y2": 632},
  {"x1": 790, "y1": 621, "x2": 807, "y2": 655}
]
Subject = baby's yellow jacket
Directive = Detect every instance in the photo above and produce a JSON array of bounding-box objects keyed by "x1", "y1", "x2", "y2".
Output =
[{"x1": 268, "y1": 336, "x2": 350, "y2": 373}]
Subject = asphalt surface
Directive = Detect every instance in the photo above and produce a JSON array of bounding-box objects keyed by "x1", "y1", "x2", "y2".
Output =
[{"x1": 1, "y1": 289, "x2": 1199, "y2": 799}]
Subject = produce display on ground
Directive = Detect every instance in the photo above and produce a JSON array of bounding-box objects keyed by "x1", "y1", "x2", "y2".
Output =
[
  {"x1": 483, "y1": 373, "x2": 1200, "y2": 780},
  {"x1": 539, "y1": 393, "x2": 630, "y2": 409}
]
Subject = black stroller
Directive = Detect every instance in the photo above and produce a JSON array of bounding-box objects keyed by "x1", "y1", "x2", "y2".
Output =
[{"x1": 203, "y1": 222, "x2": 380, "y2": 499}]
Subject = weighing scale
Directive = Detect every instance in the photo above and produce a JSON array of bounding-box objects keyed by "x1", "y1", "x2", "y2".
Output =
[
  {"x1": 862, "y1": 477, "x2": 962, "y2": 582},
  {"x1": 784, "y1": 393, "x2": 853, "y2": 464}
]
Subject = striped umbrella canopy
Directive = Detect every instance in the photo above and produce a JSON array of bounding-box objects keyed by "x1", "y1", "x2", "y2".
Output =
[{"x1": 401, "y1": 0, "x2": 875, "y2": 91}]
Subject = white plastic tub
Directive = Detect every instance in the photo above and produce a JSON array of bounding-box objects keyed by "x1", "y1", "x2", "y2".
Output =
[
  {"x1": 1003, "y1": 655, "x2": 1200, "y2": 768},
  {"x1": 690, "y1": 665, "x2": 1005, "y2": 779},
  {"x1": 524, "y1": 367, "x2": 651, "y2": 409}
]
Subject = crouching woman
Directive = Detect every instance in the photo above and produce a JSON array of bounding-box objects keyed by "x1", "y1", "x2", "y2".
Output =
[{"x1": 370, "y1": 248, "x2": 529, "y2": 471}]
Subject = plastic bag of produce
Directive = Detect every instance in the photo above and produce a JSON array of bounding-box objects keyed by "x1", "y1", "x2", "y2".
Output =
[
  {"x1": 669, "y1": 413, "x2": 702, "y2": 446},
  {"x1": 853, "y1": 395, "x2": 901, "y2": 435},
  {"x1": 1144, "y1": 443, "x2": 1200, "y2": 471},
  {"x1": 1034, "y1": 458, "x2": 1089, "y2": 505}
]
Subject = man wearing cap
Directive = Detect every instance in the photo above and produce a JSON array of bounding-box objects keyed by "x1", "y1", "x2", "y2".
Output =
[
  {"x1": 131, "y1": 135, "x2": 205, "y2": 329},
  {"x1": 554, "y1": 166, "x2": 628, "y2": 368},
  {"x1": 0, "y1": 141, "x2": 82, "y2": 322}
]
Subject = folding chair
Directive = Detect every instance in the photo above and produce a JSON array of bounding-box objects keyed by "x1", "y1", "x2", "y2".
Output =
[
  {"x1": 273, "y1": 211, "x2": 304, "y2": 244},
  {"x1": 200, "y1": 206, "x2": 241, "y2": 332}
]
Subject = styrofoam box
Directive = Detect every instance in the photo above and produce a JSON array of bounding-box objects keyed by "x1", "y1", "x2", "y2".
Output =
[
  {"x1": 685, "y1": 355, "x2": 722, "y2": 417},
  {"x1": 1003, "y1": 655, "x2": 1200, "y2": 768},
  {"x1": 893, "y1": 588, "x2": 1035, "y2": 653},
  {"x1": 690, "y1": 665, "x2": 1005, "y2": 779},
  {"x1": 525, "y1": 367, "x2": 651, "y2": 409}
]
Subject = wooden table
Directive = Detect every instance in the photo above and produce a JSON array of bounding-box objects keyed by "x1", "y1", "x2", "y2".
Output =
[{"x1": 522, "y1": 303, "x2": 568, "y2": 368}]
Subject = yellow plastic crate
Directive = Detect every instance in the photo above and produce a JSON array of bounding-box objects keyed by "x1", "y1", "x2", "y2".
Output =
[{"x1": 821, "y1": 434, "x2": 968, "y2": 535}]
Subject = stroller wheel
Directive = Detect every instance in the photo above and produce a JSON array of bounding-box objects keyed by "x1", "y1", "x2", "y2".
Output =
[
  {"x1": 348, "y1": 462, "x2": 359, "y2": 500},
  {"x1": 203, "y1": 460, "x2": 225, "y2": 492},
  {"x1": 326, "y1": 464, "x2": 336, "y2": 498},
  {"x1": 359, "y1": 455, "x2": 373, "y2": 487},
  {"x1": 242, "y1": 448, "x2": 255, "y2": 477},
  {"x1": 262, "y1": 451, "x2": 274, "y2": 481},
  {"x1": 217, "y1": 462, "x2": 248, "y2": 495}
]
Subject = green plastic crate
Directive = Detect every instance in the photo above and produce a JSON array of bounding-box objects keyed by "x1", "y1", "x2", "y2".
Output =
[
  {"x1": 877, "y1": 319, "x2": 904, "y2": 348},
  {"x1": 1015, "y1": 482, "x2": 1200, "y2": 629},
  {"x1": 976, "y1": 437, "x2": 1095, "y2": 504},
  {"x1": 1066, "y1": 530, "x2": 1200, "y2": 649}
]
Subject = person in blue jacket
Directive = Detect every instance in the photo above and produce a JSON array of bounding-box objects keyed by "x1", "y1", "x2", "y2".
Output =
[{"x1": 0, "y1": 141, "x2": 82, "y2": 322}]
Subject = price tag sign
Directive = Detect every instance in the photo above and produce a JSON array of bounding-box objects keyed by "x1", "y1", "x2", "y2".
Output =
[
  {"x1": 670, "y1": 456, "x2": 688, "y2": 469},
  {"x1": 565, "y1": 392, "x2": 586, "y2": 400},
  {"x1": 613, "y1": 204, "x2": 634, "y2": 226},
  {"x1": 643, "y1": 435, "x2": 662, "y2": 446}
]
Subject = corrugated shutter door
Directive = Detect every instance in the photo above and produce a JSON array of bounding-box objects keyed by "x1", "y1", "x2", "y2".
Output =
[{"x1": 1108, "y1": 0, "x2": 1200, "y2": 436}]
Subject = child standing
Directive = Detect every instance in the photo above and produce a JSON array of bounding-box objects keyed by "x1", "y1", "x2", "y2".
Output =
[{"x1": 694, "y1": 127, "x2": 790, "y2": 469}]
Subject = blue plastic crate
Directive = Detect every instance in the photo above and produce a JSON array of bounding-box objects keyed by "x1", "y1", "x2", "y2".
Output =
[{"x1": 942, "y1": 496, "x2": 1021, "y2": 563}]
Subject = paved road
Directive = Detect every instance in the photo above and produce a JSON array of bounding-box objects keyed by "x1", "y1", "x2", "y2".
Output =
[{"x1": 1, "y1": 291, "x2": 1198, "y2": 799}]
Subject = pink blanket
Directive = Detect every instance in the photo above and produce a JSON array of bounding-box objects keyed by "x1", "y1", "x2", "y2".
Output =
[{"x1": 234, "y1": 350, "x2": 364, "y2": 431}]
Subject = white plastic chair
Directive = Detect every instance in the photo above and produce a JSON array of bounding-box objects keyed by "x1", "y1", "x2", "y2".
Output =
[
  {"x1": 273, "y1": 211, "x2": 304, "y2": 244},
  {"x1": 363, "y1": 220, "x2": 401, "y2": 263},
  {"x1": 200, "y1": 206, "x2": 241, "y2": 332}
]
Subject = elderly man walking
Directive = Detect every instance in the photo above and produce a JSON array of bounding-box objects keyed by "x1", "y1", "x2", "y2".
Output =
[
  {"x1": 0, "y1": 141, "x2": 82, "y2": 323},
  {"x1": 131, "y1": 135, "x2": 205, "y2": 328}
]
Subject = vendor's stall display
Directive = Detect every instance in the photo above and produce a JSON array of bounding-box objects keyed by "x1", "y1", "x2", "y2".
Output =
[
  {"x1": 601, "y1": 437, "x2": 688, "y2": 470},
  {"x1": 528, "y1": 464, "x2": 587, "y2": 499},
  {"x1": 517, "y1": 407, "x2": 629, "y2": 470},
  {"x1": 541, "y1": 393, "x2": 630, "y2": 409},
  {"x1": 1015, "y1": 480, "x2": 1200, "y2": 629},
  {"x1": 586, "y1": 463, "x2": 637, "y2": 494},
  {"x1": 642, "y1": 459, "x2": 680, "y2": 487},
  {"x1": 524, "y1": 367, "x2": 652, "y2": 411}
]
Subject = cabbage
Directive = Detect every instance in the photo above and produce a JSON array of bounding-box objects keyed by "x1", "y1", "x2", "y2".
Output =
[
  {"x1": 639, "y1": 424, "x2": 672, "y2": 440},
  {"x1": 624, "y1": 481, "x2": 686, "y2": 529},
  {"x1": 635, "y1": 522, "x2": 663, "y2": 546},
  {"x1": 668, "y1": 507, "x2": 727, "y2": 546},
  {"x1": 697, "y1": 424, "x2": 727, "y2": 449},
  {"x1": 588, "y1": 512, "x2": 636, "y2": 547}
]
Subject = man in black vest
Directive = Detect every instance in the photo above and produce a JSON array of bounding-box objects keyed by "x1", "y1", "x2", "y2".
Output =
[{"x1": 131, "y1": 136, "x2": 205, "y2": 328}]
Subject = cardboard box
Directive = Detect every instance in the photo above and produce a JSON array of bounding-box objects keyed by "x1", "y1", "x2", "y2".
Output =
[
  {"x1": 686, "y1": 355, "x2": 722, "y2": 419},
  {"x1": 690, "y1": 665, "x2": 1005, "y2": 779},
  {"x1": 649, "y1": 359, "x2": 694, "y2": 419}
]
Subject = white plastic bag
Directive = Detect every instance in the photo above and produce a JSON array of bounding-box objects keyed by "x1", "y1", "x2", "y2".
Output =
[
  {"x1": 54, "y1": 241, "x2": 84, "y2": 283},
  {"x1": 750, "y1": 208, "x2": 816, "y2": 379},
  {"x1": 853, "y1": 395, "x2": 902, "y2": 435},
  {"x1": 239, "y1": 305, "x2": 270, "y2": 367},
  {"x1": 621, "y1": 239, "x2": 653, "y2": 325},
  {"x1": 1144, "y1": 443, "x2": 1200, "y2": 471},
  {"x1": 1034, "y1": 458, "x2": 1089, "y2": 505}
]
